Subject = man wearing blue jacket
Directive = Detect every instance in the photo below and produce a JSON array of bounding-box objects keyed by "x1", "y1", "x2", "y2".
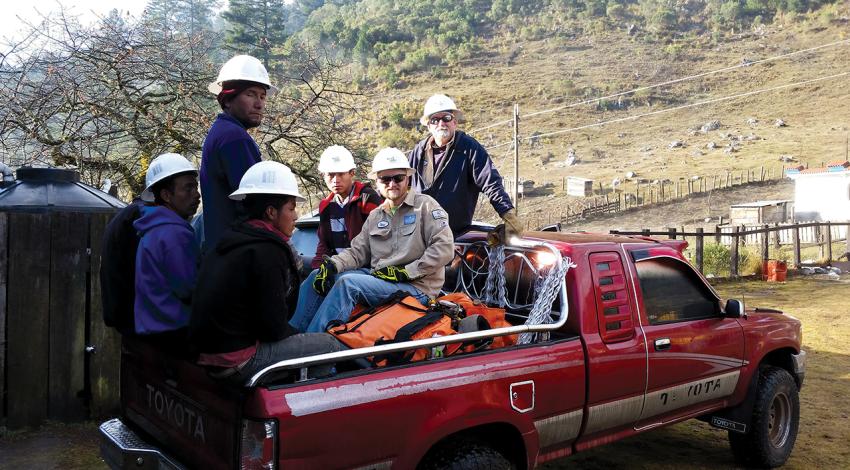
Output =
[
  {"x1": 134, "y1": 153, "x2": 201, "y2": 343},
  {"x1": 200, "y1": 55, "x2": 276, "y2": 251},
  {"x1": 408, "y1": 94, "x2": 522, "y2": 239}
]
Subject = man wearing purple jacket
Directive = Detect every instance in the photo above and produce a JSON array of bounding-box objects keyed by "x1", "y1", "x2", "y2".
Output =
[
  {"x1": 133, "y1": 153, "x2": 201, "y2": 350},
  {"x1": 200, "y1": 55, "x2": 277, "y2": 252}
]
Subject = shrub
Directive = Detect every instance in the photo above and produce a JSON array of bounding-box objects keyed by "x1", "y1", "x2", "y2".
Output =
[
  {"x1": 378, "y1": 126, "x2": 420, "y2": 150},
  {"x1": 387, "y1": 105, "x2": 406, "y2": 127},
  {"x1": 702, "y1": 242, "x2": 731, "y2": 276}
]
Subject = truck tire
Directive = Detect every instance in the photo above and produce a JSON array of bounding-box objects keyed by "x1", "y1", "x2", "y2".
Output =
[
  {"x1": 418, "y1": 439, "x2": 514, "y2": 470},
  {"x1": 728, "y1": 366, "x2": 799, "y2": 468}
]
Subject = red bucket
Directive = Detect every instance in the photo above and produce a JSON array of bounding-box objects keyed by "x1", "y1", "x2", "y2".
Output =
[{"x1": 762, "y1": 260, "x2": 787, "y2": 282}]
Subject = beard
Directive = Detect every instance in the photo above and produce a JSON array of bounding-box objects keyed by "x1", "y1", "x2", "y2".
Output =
[{"x1": 432, "y1": 128, "x2": 454, "y2": 142}]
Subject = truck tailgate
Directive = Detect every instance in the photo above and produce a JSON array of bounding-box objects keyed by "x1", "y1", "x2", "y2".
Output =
[{"x1": 120, "y1": 338, "x2": 243, "y2": 469}]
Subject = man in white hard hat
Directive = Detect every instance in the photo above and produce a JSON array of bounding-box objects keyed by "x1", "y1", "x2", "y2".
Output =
[
  {"x1": 191, "y1": 162, "x2": 345, "y2": 382},
  {"x1": 408, "y1": 94, "x2": 522, "y2": 239},
  {"x1": 289, "y1": 148, "x2": 454, "y2": 333},
  {"x1": 311, "y1": 145, "x2": 382, "y2": 269},
  {"x1": 133, "y1": 153, "x2": 201, "y2": 347},
  {"x1": 200, "y1": 54, "x2": 277, "y2": 252}
]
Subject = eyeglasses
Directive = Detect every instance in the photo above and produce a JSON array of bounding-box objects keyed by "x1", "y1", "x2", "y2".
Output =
[
  {"x1": 428, "y1": 114, "x2": 454, "y2": 125},
  {"x1": 378, "y1": 174, "x2": 407, "y2": 185}
]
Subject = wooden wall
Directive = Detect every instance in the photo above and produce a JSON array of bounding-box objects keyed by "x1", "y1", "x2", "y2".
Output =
[{"x1": 2, "y1": 211, "x2": 120, "y2": 428}]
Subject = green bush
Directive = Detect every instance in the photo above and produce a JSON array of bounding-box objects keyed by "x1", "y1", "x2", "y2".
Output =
[
  {"x1": 387, "y1": 105, "x2": 406, "y2": 127},
  {"x1": 694, "y1": 242, "x2": 758, "y2": 276},
  {"x1": 702, "y1": 242, "x2": 731, "y2": 276},
  {"x1": 378, "y1": 126, "x2": 421, "y2": 150}
]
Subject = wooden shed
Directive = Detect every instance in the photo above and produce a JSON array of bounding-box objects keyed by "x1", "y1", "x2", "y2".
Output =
[
  {"x1": 729, "y1": 200, "x2": 790, "y2": 225},
  {"x1": 0, "y1": 167, "x2": 124, "y2": 428}
]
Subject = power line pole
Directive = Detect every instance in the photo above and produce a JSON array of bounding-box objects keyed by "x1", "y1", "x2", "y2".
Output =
[{"x1": 513, "y1": 103, "x2": 520, "y2": 213}]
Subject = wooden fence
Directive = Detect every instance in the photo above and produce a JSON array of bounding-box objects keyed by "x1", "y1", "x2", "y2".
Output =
[
  {"x1": 488, "y1": 164, "x2": 794, "y2": 228},
  {"x1": 610, "y1": 221, "x2": 850, "y2": 277},
  {"x1": 1, "y1": 211, "x2": 120, "y2": 428}
]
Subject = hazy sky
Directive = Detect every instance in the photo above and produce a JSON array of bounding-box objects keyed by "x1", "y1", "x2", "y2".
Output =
[{"x1": 1, "y1": 1, "x2": 148, "y2": 42}]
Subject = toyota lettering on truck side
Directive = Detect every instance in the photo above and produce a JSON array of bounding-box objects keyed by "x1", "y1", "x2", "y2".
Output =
[{"x1": 101, "y1": 230, "x2": 804, "y2": 469}]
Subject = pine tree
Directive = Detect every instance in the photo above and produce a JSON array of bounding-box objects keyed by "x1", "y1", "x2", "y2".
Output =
[
  {"x1": 222, "y1": 0, "x2": 289, "y2": 70},
  {"x1": 143, "y1": 0, "x2": 220, "y2": 38}
]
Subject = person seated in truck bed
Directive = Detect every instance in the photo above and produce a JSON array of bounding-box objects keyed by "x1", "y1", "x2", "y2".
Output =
[
  {"x1": 190, "y1": 161, "x2": 345, "y2": 383},
  {"x1": 133, "y1": 153, "x2": 201, "y2": 353},
  {"x1": 289, "y1": 148, "x2": 455, "y2": 333}
]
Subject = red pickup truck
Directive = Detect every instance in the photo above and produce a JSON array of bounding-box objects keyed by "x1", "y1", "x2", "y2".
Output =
[{"x1": 100, "y1": 231, "x2": 805, "y2": 469}]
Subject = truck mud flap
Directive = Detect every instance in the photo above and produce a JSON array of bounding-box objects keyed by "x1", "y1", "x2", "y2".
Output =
[{"x1": 100, "y1": 418, "x2": 186, "y2": 470}]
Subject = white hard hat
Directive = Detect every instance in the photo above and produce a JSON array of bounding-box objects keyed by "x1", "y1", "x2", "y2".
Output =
[
  {"x1": 141, "y1": 153, "x2": 197, "y2": 202},
  {"x1": 370, "y1": 148, "x2": 413, "y2": 178},
  {"x1": 229, "y1": 161, "x2": 304, "y2": 201},
  {"x1": 208, "y1": 55, "x2": 278, "y2": 95},
  {"x1": 420, "y1": 94, "x2": 461, "y2": 125},
  {"x1": 318, "y1": 145, "x2": 356, "y2": 173}
]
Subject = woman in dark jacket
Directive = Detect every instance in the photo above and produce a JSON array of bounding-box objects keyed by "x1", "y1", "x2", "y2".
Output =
[{"x1": 190, "y1": 161, "x2": 344, "y2": 383}]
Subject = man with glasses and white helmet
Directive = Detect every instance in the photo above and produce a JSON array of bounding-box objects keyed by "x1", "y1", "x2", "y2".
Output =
[
  {"x1": 133, "y1": 153, "x2": 201, "y2": 348},
  {"x1": 311, "y1": 145, "x2": 382, "y2": 269},
  {"x1": 408, "y1": 94, "x2": 522, "y2": 240},
  {"x1": 191, "y1": 161, "x2": 345, "y2": 383},
  {"x1": 289, "y1": 148, "x2": 454, "y2": 333},
  {"x1": 200, "y1": 54, "x2": 277, "y2": 252}
]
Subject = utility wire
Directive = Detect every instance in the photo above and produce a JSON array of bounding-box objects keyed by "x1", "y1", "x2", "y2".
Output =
[
  {"x1": 468, "y1": 118, "x2": 514, "y2": 134},
  {"x1": 489, "y1": 140, "x2": 514, "y2": 150},
  {"x1": 467, "y1": 38, "x2": 850, "y2": 134},
  {"x1": 525, "y1": 70, "x2": 850, "y2": 141}
]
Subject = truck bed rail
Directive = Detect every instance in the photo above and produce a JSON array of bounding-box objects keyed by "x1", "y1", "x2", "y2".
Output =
[{"x1": 247, "y1": 239, "x2": 573, "y2": 387}]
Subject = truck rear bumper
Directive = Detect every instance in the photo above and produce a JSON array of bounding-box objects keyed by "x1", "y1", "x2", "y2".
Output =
[{"x1": 99, "y1": 418, "x2": 186, "y2": 470}]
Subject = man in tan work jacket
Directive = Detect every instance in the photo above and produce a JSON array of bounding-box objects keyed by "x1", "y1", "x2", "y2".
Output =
[{"x1": 290, "y1": 147, "x2": 455, "y2": 333}]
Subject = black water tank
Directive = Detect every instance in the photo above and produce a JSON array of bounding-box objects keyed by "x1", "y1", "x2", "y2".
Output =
[{"x1": 0, "y1": 167, "x2": 126, "y2": 212}]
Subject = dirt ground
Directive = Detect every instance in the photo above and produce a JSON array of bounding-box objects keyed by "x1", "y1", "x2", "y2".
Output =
[{"x1": 1, "y1": 274, "x2": 847, "y2": 469}]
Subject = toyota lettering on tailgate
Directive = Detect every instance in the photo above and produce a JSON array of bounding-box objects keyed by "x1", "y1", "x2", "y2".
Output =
[{"x1": 146, "y1": 383, "x2": 206, "y2": 443}]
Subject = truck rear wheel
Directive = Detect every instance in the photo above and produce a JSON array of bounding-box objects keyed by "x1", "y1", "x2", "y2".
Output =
[
  {"x1": 418, "y1": 438, "x2": 513, "y2": 470},
  {"x1": 728, "y1": 366, "x2": 799, "y2": 468}
]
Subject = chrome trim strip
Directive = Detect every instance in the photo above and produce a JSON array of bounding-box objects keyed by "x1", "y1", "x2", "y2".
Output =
[
  {"x1": 584, "y1": 394, "x2": 644, "y2": 434},
  {"x1": 284, "y1": 358, "x2": 575, "y2": 417},
  {"x1": 535, "y1": 409, "x2": 583, "y2": 448},
  {"x1": 248, "y1": 241, "x2": 570, "y2": 387}
]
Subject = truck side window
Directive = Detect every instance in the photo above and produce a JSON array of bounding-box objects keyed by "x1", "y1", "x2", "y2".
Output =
[{"x1": 635, "y1": 257, "x2": 719, "y2": 324}]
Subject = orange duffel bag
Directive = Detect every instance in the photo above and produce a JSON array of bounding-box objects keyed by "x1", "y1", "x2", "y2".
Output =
[
  {"x1": 328, "y1": 291, "x2": 462, "y2": 366},
  {"x1": 436, "y1": 292, "x2": 518, "y2": 349}
]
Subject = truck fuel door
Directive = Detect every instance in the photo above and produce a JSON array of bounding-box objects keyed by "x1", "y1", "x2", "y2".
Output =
[{"x1": 510, "y1": 380, "x2": 535, "y2": 413}]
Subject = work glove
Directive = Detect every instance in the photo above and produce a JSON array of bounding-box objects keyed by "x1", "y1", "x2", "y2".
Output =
[
  {"x1": 371, "y1": 265, "x2": 411, "y2": 283},
  {"x1": 501, "y1": 210, "x2": 524, "y2": 240},
  {"x1": 487, "y1": 224, "x2": 506, "y2": 247},
  {"x1": 312, "y1": 257, "x2": 337, "y2": 296}
]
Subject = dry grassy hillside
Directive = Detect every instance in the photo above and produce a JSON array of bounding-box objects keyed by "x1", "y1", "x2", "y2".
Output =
[{"x1": 363, "y1": 6, "x2": 849, "y2": 219}]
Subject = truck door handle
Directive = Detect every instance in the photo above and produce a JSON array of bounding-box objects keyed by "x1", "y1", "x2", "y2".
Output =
[{"x1": 654, "y1": 338, "x2": 671, "y2": 351}]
